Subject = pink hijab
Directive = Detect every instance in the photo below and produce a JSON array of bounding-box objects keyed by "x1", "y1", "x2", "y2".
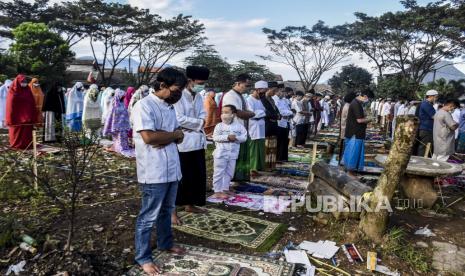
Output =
[{"x1": 124, "y1": 87, "x2": 136, "y2": 109}]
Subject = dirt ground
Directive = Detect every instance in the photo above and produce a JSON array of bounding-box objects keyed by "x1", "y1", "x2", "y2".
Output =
[{"x1": 1, "y1": 132, "x2": 465, "y2": 275}]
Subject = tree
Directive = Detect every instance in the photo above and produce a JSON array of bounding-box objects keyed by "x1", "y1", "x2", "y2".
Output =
[
  {"x1": 185, "y1": 45, "x2": 234, "y2": 91},
  {"x1": 83, "y1": 0, "x2": 151, "y2": 86},
  {"x1": 360, "y1": 116, "x2": 419, "y2": 242},
  {"x1": 0, "y1": 0, "x2": 56, "y2": 39},
  {"x1": 260, "y1": 22, "x2": 348, "y2": 92},
  {"x1": 419, "y1": 78, "x2": 465, "y2": 100},
  {"x1": 375, "y1": 76, "x2": 417, "y2": 100},
  {"x1": 0, "y1": 51, "x2": 17, "y2": 80},
  {"x1": 231, "y1": 60, "x2": 277, "y2": 82},
  {"x1": 334, "y1": 1, "x2": 464, "y2": 99},
  {"x1": 136, "y1": 14, "x2": 205, "y2": 86},
  {"x1": 328, "y1": 64, "x2": 373, "y2": 95},
  {"x1": 10, "y1": 22, "x2": 74, "y2": 85}
]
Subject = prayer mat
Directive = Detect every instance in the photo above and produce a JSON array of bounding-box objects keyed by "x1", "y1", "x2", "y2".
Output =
[
  {"x1": 251, "y1": 175, "x2": 309, "y2": 191},
  {"x1": 174, "y1": 208, "x2": 286, "y2": 251},
  {"x1": 207, "y1": 192, "x2": 300, "y2": 215},
  {"x1": 125, "y1": 244, "x2": 295, "y2": 276}
]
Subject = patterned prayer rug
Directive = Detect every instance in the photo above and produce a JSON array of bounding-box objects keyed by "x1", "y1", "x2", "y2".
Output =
[
  {"x1": 250, "y1": 175, "x2": 309, "y2": 191},
  {"x1": 173, "y1": 208, "x2": 286, "y2": 251},
  {"x1": 125, "y1": 244, "x2": 295, "y2": 276}
]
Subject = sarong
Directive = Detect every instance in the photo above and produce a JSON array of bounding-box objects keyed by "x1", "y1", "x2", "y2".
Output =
[
  {"x1": 265, "y1": 136, "x2": 277, "y2": 171},
  {"x1": 457, "y1": 132, "x2": 465, "y2": 154},
  {"x1": 343, "y1": 136, "x2": 365, "y2": 172},
  {"x1": 248, "y1": 139, "x2": 265, "y2": 172},
  {"x1": 233, "y1": 138, "x2": 250, "y2": 182}
]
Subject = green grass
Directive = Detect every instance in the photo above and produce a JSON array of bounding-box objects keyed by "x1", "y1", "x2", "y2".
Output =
[{"x1": 383, "y1": 227, "x2": 431, "y2": 273}]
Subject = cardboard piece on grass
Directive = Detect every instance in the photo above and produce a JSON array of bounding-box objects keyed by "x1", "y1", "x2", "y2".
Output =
[
  {"x1": 299, "y1": 240, "x2": 339, "y2": 259},
  {"x1": 284, "y1": 249, "x2": 311, "y2": 266}
]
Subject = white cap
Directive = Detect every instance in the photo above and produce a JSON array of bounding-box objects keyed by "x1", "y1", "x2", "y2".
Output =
[
  {"x1": 324, "y1": 95, "x2": 330, "y2": 100},
  {"x1": 254, "y1": 80, "x2": 268, "y2": 89},
  {"x1": 425, "y1": 89, "x2": 439, "y2": 96}
]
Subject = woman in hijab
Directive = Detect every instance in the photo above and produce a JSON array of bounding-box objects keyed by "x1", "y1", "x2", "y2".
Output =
[
  {"x1": 127, "y1": 85, "x2": 149, "y2": 117},
  {"x1": 42, "y1": 82, "x2": 66, "y2": 142},
  {"x1": 5, "y1": 74, "x2": 36, "y2": 149},
  {"x1": 124, "y1": 86, "x2": 136, "y2": 109},
  {"x1": 0, "y1": 79, "x2": 13, "y2": 128},
  {"x1": 203, "y1": 89, "x2": 217, "y2": 136},
  {"x1": 103, "y1": 88, "x2": 134, "y2": 158},
  {"x1": 124, "y1": 86, "x2": 136, "y2": 139},
  {"x1": 65, "y1": 82, "x2": 85, "y2": 131},
  {"x1": 82, "y1": 84, "x2": 102, "y2": 136},
  {"x1": 29, "y1": 78, "x2": 44, "y2": 127},
  {"x1": 100, "y1": 87, "x2": 114, "y2": 126}
]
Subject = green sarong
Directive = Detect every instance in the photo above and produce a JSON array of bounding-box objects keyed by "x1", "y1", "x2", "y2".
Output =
[
  {"x1": 248, "y1": 138, "x2": 265, "y2": 172},
  {"x1": 233, "y1": 138, "x2": 251, "y2": 181}
]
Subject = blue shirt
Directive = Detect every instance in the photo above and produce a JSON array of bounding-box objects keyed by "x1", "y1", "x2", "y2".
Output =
[
  {"x1": 418, "y1": 100, "x2": 436, "y2": 131},
  {"x1": 459, "y1": 109, "x2": 465, "y2": 133}
]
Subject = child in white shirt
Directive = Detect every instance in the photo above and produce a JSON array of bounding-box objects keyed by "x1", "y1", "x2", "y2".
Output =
[{"x1": 212, "y1": 104, "x2": 247, "y2": 199}]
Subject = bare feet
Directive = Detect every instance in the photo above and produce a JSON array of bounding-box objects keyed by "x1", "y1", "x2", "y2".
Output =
[
  {"x1": 212, "y1": 192, "x2": 230, "y2": 199},
  {"x1": 171, "y1": 212, "x2": 182, "y2": 226},
  {"x1": 140, "y1": 262, "x2": 161, "y2": 275},
  {"x1": 185, "y1": 205, "x2": 207, "y2": 213},
  {"x1": 224, "y1": 190, "x2": 235, "y2": 196},
  {"x1": 166, "y1": 245, "x2": 186, "y2": 255}
]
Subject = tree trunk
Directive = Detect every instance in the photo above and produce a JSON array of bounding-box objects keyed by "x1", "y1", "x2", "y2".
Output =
[
  {"x1": 312, "y1": 161, "x2": 372, "y2": 197},
  {"x1": 359, "y1": 116, "x2": 419, "y2": 242}
]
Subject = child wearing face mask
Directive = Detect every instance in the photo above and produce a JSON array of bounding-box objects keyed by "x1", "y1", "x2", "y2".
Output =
[{"x1": 211, "y1": 104, "x2": 247, "y2": 199}]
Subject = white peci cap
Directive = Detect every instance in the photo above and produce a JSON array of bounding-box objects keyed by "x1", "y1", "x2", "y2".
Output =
[
  {"x1": 425, "y1": 89, "x2": 439, "y2": 96},
  {"x1": 254, "y1": 80, "x2": 268, "y2": 89}
]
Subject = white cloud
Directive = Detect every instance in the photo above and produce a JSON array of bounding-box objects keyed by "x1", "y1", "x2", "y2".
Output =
[{"x1": 127, "y1": 0, "x2": 192, "y2": 17}]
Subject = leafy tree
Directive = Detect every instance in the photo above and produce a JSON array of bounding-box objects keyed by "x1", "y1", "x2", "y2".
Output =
[
  {"x1": 328, "y1": 64, "x2": 373, "y2": 95},
  {"x1": 0, "y1": 0, "x2": 56, "y2": 39},
  {"x1": 260, "y1": 22, "x2": 348, "y2": 92},
  {"x1": 0, "y1": 51, "x2": 17, "y2": 80},
  {"x1": 419, "y1": 78, "x2": 465, "y2": 100},
  {"x1": 10, "y1": 22, "x2": 74, "y2": 85},
  {"x1": 231, "y1": 60, "x2": 276, "y2": 82},
  {"x1": 334, "y1": 1, "x2": 463, "y2": 98},
  {"x1": 136, "y1": 14, "x2": 205, "y2": 86},
  {"x1": 83, "y1": 0, "x2": 151, "y2": 86},
  {"x1": 185, "y1": 45, "x2": 234, "y2": 91},
  {"x1": 375, "y1": 76, "x2": 417, "y2": 100}
]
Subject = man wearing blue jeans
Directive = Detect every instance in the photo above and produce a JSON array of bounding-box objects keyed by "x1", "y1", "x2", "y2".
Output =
[{"x1": 131, "y1": 68, "x2": 188, "y2": 275}]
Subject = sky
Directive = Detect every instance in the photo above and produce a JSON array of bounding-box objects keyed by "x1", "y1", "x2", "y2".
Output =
[
  {"x1": 118, "y1": 0, "x2": 435, "y2": 81},
  {"x1": 9, "y1": 0, "x2": 450, "y2": 82}
]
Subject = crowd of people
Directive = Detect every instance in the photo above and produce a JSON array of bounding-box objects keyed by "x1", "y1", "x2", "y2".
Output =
[
  {"x1": 2, "y1": 67, "x2": 464, "y2": 274},
  {"x1": 369, "y1": 91, "x2": 463, "y2": 160}
]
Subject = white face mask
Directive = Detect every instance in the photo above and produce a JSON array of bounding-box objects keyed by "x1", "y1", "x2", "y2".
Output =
[
  {"x1": 20, "y1": 83, "x2": 28, "y2": 88},
  {"x1": 33, "y1": 83, "x2": 40, "y2": 87},
  {"x1": 221, "y1": 114, "x2": 234, "y2": 125}
]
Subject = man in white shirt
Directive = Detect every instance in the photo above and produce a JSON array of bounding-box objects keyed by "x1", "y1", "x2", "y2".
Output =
[
  {"x1": 274, "y1": 88, "x2": 293, "y2": 161},
  {"x1": 132, "y1": 68, "x2": 187, "y2": 275},
  {"x1": 292, "y1": 91, "x2": 310, "y2": 147},
  {"x1": 173, "y1": 66, "x2": 209, "y2": 224},
  {"x1": 247, "y1": 81, "x2": 267, "y2": 175},
  {"x1": 222, "y1": 74, "x2": 255, "y2": 181}
]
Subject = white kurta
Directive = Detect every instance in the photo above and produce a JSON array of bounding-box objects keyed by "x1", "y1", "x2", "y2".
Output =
[
  {"x1": 292, "y1": 99, "x2": 305, "y2": 125},
  {"x1": 320, "y1": 99, "x2": 330, "y2": 126},
  {"x1": 173, "y1": 89, "x2": 206, "y2": 152},
  {"x1": 452, "y1": 108, "x2": 460, "y2": 139},
  {"x1": 246, "y1": 96, "x2": 266, "y2": 140},
  {"x1": 132, "y1": 93, "x2": 182, "y2": 184},
  {"x1": 212, "y1": 120, "x2": 247, "y2": 193},
  {"x1": 100, "y1": 88, "x2": 114, "y2": 124},
  {"x1": 274, "y1": 97, "x2": 293, "y2": 128}
]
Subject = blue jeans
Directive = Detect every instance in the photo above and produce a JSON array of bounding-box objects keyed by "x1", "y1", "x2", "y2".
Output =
[{"x1": 134, "y1": 181, "x2": 178, "y2": 265}]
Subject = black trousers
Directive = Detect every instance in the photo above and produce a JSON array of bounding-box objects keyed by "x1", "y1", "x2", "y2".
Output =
[
  {"x1": 276, "y1": 126, "x2": 289, "y2": 161},
  {"x1": 416, "y1": 130, "x2": 433, "y2": 157},
  {"x1": 176, "y1": 149, "x2": 206, "y2": 206},
  {"x1": 295, "y1": 124, "x2": 308, "y2": 146}
]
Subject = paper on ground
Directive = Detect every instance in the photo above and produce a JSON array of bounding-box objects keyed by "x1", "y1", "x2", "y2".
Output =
[
  {"x1": 299, "y1": 240, "x2": 339, "y2": 259},
  {"x1": 284, "y1": 250, "x2": 311, "y2": 266}
]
